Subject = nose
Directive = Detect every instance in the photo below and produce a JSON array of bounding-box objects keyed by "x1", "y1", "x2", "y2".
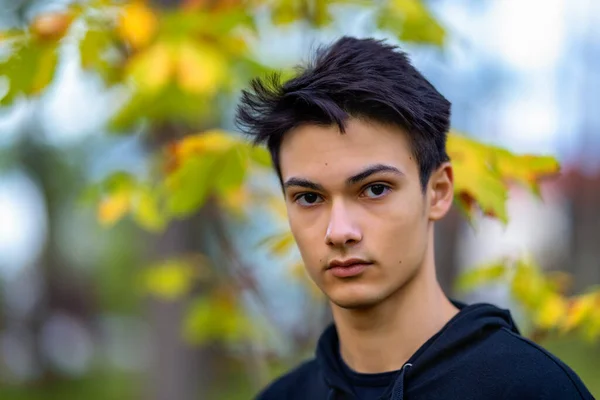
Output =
[{"x1": 325, "y1": 200, "x2": 362, "y2": 247}]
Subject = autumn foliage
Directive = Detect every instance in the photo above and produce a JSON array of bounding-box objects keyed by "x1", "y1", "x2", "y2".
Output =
[{"x1": 1, "y1": 0, "x2": 598, "y2": 346}]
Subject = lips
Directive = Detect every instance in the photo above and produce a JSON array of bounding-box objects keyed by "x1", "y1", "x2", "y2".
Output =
[{"x1": 327, "y1": 258, "x2": 372, "y2": 278}]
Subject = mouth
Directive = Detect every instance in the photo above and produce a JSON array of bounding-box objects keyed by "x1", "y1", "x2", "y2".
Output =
[{"x1": 327, "y1": 258, "x2": 373, "y2": 278}]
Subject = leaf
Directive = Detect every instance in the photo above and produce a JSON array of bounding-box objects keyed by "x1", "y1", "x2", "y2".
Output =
[
  {"x1": 256, "y1": 231, "x2": 296, "y2": 255},
  {"x1": 562, "y1": 293, "x2": 597, "y2": 333},
  {"x1": 125, "y1": 41, "x2": 173, "y2": 93},
  {"x1": 141, "y1": 259, "x2": 197, "y2": 300},
  {"x1": 271, "y1": 0, "x2": 300, "y2": 25},
  {"x1": 98, "y1": 191, "x2": 130, "y2": 226},
  {"x1": 175, "y1": 40, "x2": 227, "y2": 95},
  {"x1": 117, "y1": 1, "x2": 158, "y2": 50},
  {"x1": 0, "y1": 40, "x2": 59, "y2": 105},
  {"x1": 30, "y1": 11, "x2": 74, "y2": 41},
  {"x1": 510, "y1": 259, "x2": 548, "y2": 310},
  {"x1": 534, "y1": 293, "x2": 567, "y2": 330},
  {"x1": 247, "y1": 145, "x2": 272, "y2": 168},
  {"x1": 493, "y1": 149, "x2": 560, "y2": 197},
  {"x1": 582, "y1": 303, "x2": 600, "y2": 342},
  {"x1": 447, "y1": 132, "x2": 509, "y2": 223},
  {"x1": 183, "y1": 288, "x2": 255, "y2": 345},
  {"x1": 217, "y1": 185, "x2": 249, "y2": 217},
  {"x1": 377, "y1": 0, "x2": 445, "y2": 46},
  {"x1": 132, "y1": 186, "x2": 167, "y2": 232},
  {"x1": 455, "y1": 261, "x2": 508, "y2": 293},
  {"x1": 165, "y1": 154, "x2": 217, "y2": 217},
  {"x1": 79, "y1": 28, "x2": 121, "y2": 84},
  {"x1": 214, "y1": 145, "x2": 248, "y2": 194}
]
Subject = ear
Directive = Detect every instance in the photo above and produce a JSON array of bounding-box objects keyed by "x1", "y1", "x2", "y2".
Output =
[{"x1": 427, "y1": 162, "x2": 454, "y2": 221}]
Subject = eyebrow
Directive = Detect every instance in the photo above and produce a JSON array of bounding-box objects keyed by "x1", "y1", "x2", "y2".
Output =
[
  {"x1": 283, "y1": 163, "x2": 403, "y2": 192},
  {"x1": 283, "y1": 178, "x2": 325, "y2": 192},
  {"x1": 346, "y1": 164, "x2": 404, "y2": 185}
]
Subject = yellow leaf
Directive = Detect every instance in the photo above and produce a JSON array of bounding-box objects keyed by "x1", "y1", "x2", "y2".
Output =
[
  {"x1": 448, "y1": 132, "x2": 560, "y2": 224},
  {"x1": 455, "y1": 261, "x2": 508, "y2": 293},
  {"x1": 257, "y1": 232, "x2": 295, "y2": 256},
  {"x1": 117, "y1": 1, "x2": 158, "y2": 49},
  {"x1": 562, "y1": 294, "x2": 596, "y2": 333},
  {"x1": 175, "y1": 40, "x2": 226, "y2": 95},
  {"x1": 535, "y1": 294, "x2": 567, "y2": 330},
  {"x1": 97, "y1": 192, "x2": 130, "y2": 226},
  {"x1": 494, "y1": 149, "x2": 559, "y2": 196},
  {"x1": 510, "y1": 259, "x2": 548, "y2": 310},
  {"x1": 142, "y1": 260, "x2": 196, "y2": 300},
  {"x1": 125, "y1": 42, "x2": 173, "y2": 93},
  {"x1": 447, "y1": 132, "x2": 508, "y2": 223},
  {"x1": 174, "y1": 130, "x2": 237, "y2": 160}
]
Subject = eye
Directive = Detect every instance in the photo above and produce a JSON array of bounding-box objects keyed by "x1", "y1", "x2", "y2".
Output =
[
  {"x1": 361, "y1": 184, "x2": 391, "y2": 199},
  {"x1": 295, "y1": 192, "x2": 324, "y2": 207}
]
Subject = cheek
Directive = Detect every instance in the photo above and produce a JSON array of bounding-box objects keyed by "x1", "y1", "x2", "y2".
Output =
[
  {"x1": 288, "y1": 211, "x2": 324, "y2": 264},
  {"x1": 371, "y1": 197, "x2": 427, "y2": 255}
]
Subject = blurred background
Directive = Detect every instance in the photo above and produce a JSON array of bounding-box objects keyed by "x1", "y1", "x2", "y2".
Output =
[{"x1": 0, "y1": 0, "x2": 599, "y2": 399}]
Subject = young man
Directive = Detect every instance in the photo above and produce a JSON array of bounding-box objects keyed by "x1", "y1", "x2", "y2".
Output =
[{"x1": 235, "y1": 36, "x2": 594, "y2": 400}]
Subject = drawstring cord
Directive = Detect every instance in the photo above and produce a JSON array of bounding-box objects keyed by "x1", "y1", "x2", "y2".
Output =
[{"x1": 390, "y1": 363, "x2": 412, "y2": 400}]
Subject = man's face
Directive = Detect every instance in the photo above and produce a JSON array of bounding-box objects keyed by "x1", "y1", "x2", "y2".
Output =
[{"x1": 279, "y1": 118, "x2": 450, "y2": 309}]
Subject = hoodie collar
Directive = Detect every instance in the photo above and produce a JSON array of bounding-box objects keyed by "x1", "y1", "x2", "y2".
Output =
[{"x1": 316, "y1": 300, "x2": 519, "y2": 399}]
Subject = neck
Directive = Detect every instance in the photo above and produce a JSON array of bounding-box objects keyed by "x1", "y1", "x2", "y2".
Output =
[{"x1": 331, "y1": 229, "x2": 458, "y2": 374}]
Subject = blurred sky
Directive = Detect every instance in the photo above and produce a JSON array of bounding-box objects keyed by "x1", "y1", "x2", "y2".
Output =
[{"x1": 1, "y1": 0, "x2": 600, "y2": 301}]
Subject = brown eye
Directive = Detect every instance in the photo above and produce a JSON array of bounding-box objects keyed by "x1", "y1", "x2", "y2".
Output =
[
  {"x1": 362, "y1": 184, "x2": 390, "y2": 199},
  {"x1": 296, "y1": 193, "x2": 323, "y2": 206}
]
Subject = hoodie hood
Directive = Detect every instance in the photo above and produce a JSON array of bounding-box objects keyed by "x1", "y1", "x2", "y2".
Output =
[{"x1": 316, "y1": 300, "x2": 520, "y2": 400}]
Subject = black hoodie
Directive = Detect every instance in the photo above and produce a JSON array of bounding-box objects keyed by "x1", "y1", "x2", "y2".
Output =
[{"x1": 255, "y1": 301, "x2": 595, "y2": 399}]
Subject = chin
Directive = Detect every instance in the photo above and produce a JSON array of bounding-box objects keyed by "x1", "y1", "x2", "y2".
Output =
[{"x1": 327, "y1": 286, "x2": 387, "y2": 310}]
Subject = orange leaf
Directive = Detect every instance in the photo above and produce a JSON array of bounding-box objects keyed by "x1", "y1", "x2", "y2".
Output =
[
  {"x1": 98, "y1": 192, "x2": 130, "y2": 226},
  {"x1": 117, "y1": 1, "x2": 158, "y2": 50},
  {"x1": 562, "y1": 293, "x2": 596, "y2": 333},
  {"x1": 31, "y1": 12, "x2": 73, "y2": 41}
]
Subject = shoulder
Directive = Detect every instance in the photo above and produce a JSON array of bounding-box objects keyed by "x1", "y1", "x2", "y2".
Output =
[
  {"x1": 254, "y1": 359, "x2": 321, "y2": 400},
  {"x1": 479, "y1": 328, "x2": 594, "y2": 399}
]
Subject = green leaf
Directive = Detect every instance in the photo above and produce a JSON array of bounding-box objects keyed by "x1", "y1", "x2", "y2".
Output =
[
  {"x1": 214, "y1": 145, "x2": 247, "y2": 195},
  {"x1": 0, "y1": 40, "x2": 59, "y2": 105},
  {"x1": 247, "y1": 145, "x2": 272, "y2": 168},
  {"x1": 132, "y1": 186, "x2": 167, "y2": 232},
  {"x1": 455, "y1": 261, "x2": 508, "y2": 293},
  {"x1": 377, "y1": 0, "x2": 445, "y2": 47},
  {"x1": 271, "y1": 1, "x2": 300, "y2": 25},
  {"x1": 79, "y1": 28, "x2": 121, "y2": 84},
  {"x1": 183, "y1": 291, "x2": 255, "y2": 345},
  {"x1": 109, "y1": 85, "x2": 215, "y2": 132},
  {"x1": 140, "y1": 259, "x2": 197, "y2": 300},
  {"x1": 165, "y1": 154, "x2": 217, "y2": 217}
]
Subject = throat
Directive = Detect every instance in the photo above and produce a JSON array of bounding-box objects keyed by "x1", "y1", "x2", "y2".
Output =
[{"x1": 333, "y1": 282, "x2": 458, "y2": 374}]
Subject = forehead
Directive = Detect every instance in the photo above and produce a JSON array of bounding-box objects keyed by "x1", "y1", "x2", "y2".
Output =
[{"x1": 279, "y1": 118, "x2": 416, "y2": 182}]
